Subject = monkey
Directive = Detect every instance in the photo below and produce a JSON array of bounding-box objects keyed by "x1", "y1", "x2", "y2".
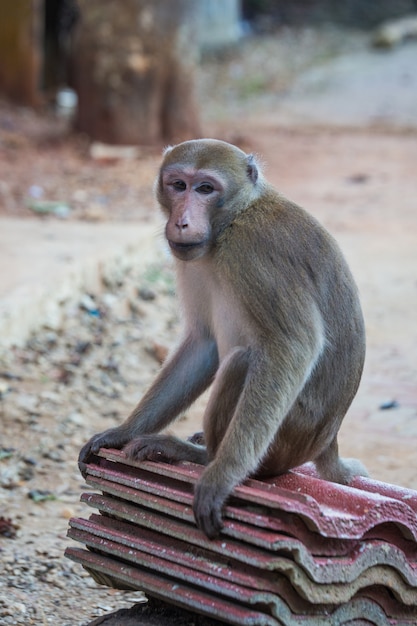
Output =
[{"x1": 79, "y1": 138, "x2": 367, "y2": 539}]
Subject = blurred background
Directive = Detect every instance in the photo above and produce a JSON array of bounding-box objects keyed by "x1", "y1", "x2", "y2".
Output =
[
  {"x1": 0, "y1": 2, "x2": 417, "y2": 624},
  {"x1": 1, "y1": 0, "x2": 417, "y2": 145}
]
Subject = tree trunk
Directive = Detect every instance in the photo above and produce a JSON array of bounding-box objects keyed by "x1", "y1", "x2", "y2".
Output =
[
  {"x1": 0, "y1": 0, "x2": 43, "y2": 106},
  {"x1": 72, "y1": 0, "x2": 201, "y2": 145}
]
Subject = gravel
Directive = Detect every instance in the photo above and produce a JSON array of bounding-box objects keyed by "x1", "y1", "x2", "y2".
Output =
[{"x1": 0, "y1": 258, "x2": 179, "y2": 625}]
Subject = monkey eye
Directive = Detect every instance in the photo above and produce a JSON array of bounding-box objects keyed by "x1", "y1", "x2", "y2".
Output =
[
  {"x1": 196, "y1": 183, "x2": 214, "y2": 195},
  {"x1": 171, "y1": 180, "x2": 186, "y2": 191}
]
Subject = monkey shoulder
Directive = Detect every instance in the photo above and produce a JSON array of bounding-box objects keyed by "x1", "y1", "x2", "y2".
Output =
[
  {"x1": 217, "y1": 189, "x2": 335, "y2": 272},
  {"x1": 213, "y1": 190, "x2": 354, "y2": 336}
]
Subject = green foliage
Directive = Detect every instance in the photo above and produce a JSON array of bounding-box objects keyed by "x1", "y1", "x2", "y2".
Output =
[{"x1": 142, "y1": 263, "x2": 175, "y2": 295}]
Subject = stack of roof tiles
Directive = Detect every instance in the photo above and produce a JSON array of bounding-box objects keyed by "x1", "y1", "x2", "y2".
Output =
[{"x1": 65, "y1": 449, "x2": 417, "y2": 625}]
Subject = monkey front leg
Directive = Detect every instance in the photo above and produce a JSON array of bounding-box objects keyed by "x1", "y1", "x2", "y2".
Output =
[
  {"x1": 124, "y1": 346, "x2": 250, "y2": 468},
  {"x1": 78, "y1": 334, "x2": 218, "y2": 471}
]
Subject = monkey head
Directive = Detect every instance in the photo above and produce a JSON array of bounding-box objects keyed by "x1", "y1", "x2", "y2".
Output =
[{"x1": 157, "y1": 139, "x2": 262, "y2": 261}]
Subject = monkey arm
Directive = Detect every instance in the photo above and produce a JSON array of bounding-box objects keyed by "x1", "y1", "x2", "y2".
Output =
[
  {"x1": 78, "y1": 333, "x2": 218, "y2": 470},
  {"x1": 126, "y1": 333, "x2": 219, "y2": 433},
  {"x1": 218, "y1": 304, "x2": 326, "y2": 474}
]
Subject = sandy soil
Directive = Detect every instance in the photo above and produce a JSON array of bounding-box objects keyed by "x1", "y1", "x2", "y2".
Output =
[{"x1": 0, "y1": 27, "x2": 416, "y2": 625}]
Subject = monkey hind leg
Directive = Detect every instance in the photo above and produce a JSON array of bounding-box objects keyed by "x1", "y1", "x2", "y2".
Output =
[
  {"x1": 124, "y1": 434, "x2": 208, "y2": 465},
  {"x1": 314, "y1": 437, "x2": 368, "y2": 485}
]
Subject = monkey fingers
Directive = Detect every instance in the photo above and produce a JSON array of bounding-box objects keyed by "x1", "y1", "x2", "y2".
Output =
[
  {"x1": 124, "y1": 434, "x2": 208, "y2": 465},
  {"x1": 193, "y1": 475, "x2": 229, "y2": 539},
  {"x1": 123, "y1": 434, "x2": 174, "y2": 462},
  {"x1": 187, "y1": 431, "x2": 205, "y2": 445},
  {"x1": 78, "y1": 426, "x2": 130, "y2": 475}
]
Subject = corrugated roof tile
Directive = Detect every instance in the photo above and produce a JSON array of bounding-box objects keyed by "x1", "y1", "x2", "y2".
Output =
[{"x1": 65, "y1": 449, "x2": 417, "y2": 625}]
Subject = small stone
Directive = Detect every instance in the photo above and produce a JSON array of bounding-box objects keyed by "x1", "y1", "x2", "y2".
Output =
[
  {"x1": 61, "y1": 507, "x2": 75, "y2": 519},
  {"x1": 16, "y1": 394, "x2": 39, "y2": 414},
  {"x1": 146, "y1": 342, "x2": 168, "y2": 364},
  {"x1": 138, "y1": 287, "x2": 156, "y2": 301},
  {"x1": 379, "y1": 399, "x2": 399, "y2": 410},
  {"x1": 80, "y1": 294, "x2": 98, "y2": 313},
  {"x1": 0, "y1": 381, "x2": 11, "y2": 397},
  {"x1": 66, "y1": 411, "x2": 84, "y2": 426}
]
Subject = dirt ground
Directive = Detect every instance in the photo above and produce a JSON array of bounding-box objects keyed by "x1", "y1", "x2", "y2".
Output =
[{"x1": 0, "y1": 27, "x2": 417, "y2": 625}]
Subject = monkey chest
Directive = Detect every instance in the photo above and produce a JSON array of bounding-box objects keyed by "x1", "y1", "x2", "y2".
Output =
[
  {"x1": 179, "y1": 262, "x2": 252, "y2": 360},
  {"x1": 199, "y1": 282, "x2": 250, "y2": 360}
]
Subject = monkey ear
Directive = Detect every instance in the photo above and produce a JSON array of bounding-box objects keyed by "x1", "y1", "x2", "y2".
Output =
[
  {"x1": 246, "y1": 154, "x2": 259, "y2": 184},
  {"x1": 163, "y1": 145, "x2": 174, "y2": 156}
]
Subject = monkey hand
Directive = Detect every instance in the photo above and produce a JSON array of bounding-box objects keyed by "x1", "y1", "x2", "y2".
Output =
[
  {"x1": 123, "y1": 434, "x2": 181, "y2": 463},
  {"x1": 193, "y1": 468, "x2": 229, "y2": 539},
  {"x1": 78, "y1": 426, "x2": 131, "y2": 476}
]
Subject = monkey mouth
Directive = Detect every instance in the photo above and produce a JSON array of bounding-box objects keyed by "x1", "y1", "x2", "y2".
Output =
[
  {"x1": 168, "y1": 240, "x2": 206, "y2": 252},
  {"x1": 168, "y1": 239, "x2": 208, "y2": 260}
]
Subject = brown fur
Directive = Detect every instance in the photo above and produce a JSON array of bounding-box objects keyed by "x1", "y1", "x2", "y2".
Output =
[{"x1": 79, "y1": 139, "x2": 367, "y2": 539}]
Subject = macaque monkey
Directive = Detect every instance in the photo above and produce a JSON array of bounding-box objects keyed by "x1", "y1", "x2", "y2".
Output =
[{"x1": 79, "y1": 139, "x2": 366, "y2": 539}]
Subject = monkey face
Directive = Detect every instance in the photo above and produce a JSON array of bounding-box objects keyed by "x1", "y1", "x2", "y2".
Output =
[{"x1": 160, "y1": 165, "x2": 225, "y2": 261}]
